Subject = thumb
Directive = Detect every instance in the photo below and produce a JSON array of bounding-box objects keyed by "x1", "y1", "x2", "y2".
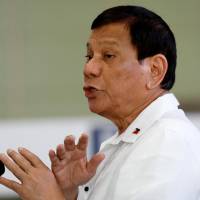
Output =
[{"x1": 87, "y1": 153, "x2": 105, "y2": 175}]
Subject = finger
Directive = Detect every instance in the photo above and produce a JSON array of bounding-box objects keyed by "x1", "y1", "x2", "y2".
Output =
[
  {"x1": 0, "y1": 176, "x2": 21, "y2": 194},
  {"x1": 7, "y1": 149, "x2": 32, "y2": 173},
  {"x1": 87, "y1": 153, "x2": 105, "y2": 175},
  {"x1": 56, "y1": 144, "x2": 66, "y2": 160},
  {"x1": 0, "y1": 153, "x2": 25, "y2": 181},
  {"x1": 49, "y1": 150, "x2": 57, "y2": 163},
  {"x1": 77, "y1": 134, "x2": 88, "y2": 151},
  {"x1": 64, "y1": 135, "x2": 76, "y2": 151},
  {"x1": 18, "y1": 147, "x2": 46, "y2": 168},
  {"x1": 49, "y1": 150, "x2": 60, "y2": 169}
]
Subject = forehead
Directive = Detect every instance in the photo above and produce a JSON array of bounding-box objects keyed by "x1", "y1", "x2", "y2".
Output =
[{"x1": 87, "y1": 23, "x2": 132, "y2": 48}]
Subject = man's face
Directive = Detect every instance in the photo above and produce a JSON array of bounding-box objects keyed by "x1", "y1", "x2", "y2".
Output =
[{"x1": 83, "y1": 23, "x2": 150, "y2": 120}]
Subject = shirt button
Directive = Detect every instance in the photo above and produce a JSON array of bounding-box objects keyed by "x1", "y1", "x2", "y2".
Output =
[{"x1": 84, "y1": 186, "x2": 89, "y2": 192}]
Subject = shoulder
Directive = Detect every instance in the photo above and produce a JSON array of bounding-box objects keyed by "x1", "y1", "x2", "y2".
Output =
[
  {"x1": 124, "y1": 110, "x2": 200, "y2": 166},
  {"x1": 114, "y1": 114, "x2": 200, "y2": 199},
  {"x1": 154, "y1": 110, "x2": 200, "y2": 148}
]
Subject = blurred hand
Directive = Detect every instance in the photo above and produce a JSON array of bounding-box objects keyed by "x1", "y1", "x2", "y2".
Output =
[
  {"x1": 49, "y1": 134, "x2": 105, "y2": 199},
  {"x1": 0, "y1": 148, "x2": 65, "y2": 200}
]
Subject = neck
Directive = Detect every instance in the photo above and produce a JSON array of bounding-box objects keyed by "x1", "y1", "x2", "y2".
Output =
[{"x1": 111, "y1": 90, "x2": 167, "y2": 134}]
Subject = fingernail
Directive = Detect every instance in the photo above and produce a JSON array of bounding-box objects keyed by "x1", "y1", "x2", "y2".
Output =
[
  {"x1": 66, "y1": 135, "x2": 75, "y2": 140},
  {"x1": 18, "y1": 147, "x2": 24, "y2": 151},
  {"x1": 7, "y1": 149, "x2": 13, "y2": 154}
]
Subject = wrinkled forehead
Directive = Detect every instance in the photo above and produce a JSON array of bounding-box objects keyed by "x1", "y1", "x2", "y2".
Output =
[
  {"x1": 86, "y1": 38, "x2": 120, "y2": 49},
  {"x1": 87, "y1": 23, "x2": 132, "y2": 49}
]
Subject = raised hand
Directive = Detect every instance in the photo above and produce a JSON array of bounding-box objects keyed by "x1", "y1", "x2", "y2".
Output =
[
  {"x1": 0, "y1": 148, "x2": 65, "y2": 200},
  {"x1": 49, "y1": 133, "x2": 105, "y2": 200}
]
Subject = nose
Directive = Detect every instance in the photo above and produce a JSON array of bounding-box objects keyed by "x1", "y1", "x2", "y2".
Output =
[{"x1": 83, "y1": 58, "x2": 102, "y2": 78}]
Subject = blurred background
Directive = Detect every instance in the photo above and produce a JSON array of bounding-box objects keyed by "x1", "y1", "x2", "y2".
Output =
[{"x1": 0, "y1": 0, "x2": 199, "y2": 199}]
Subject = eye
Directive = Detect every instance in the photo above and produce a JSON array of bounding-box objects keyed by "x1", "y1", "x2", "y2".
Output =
[
  {"x1": 85, "y1": 54, "x2": 92, "y2": 62},
  {"x1": 103, "y1": 53, "x2": 115, "y2": 60}
]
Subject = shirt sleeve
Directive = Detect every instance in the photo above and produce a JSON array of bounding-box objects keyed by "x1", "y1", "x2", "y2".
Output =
[
  {"x1": 113, "y1": 125, "x2": 200, "y2": 200},
  {"x1": 114, "y1": 154, "x2": 200, "y2": 200}
]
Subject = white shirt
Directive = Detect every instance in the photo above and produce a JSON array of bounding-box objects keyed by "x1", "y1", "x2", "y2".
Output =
[{"x1": 78, "y1": 93, "x2": 200, "y2": 200}]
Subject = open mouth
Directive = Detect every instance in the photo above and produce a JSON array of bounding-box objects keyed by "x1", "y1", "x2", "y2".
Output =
[
  {"x1": 83, "y1": 86, "x2": 99, "y2": 98},
  {"x1": 83, "y1": 86, "x2": 97, "y2": 91}
]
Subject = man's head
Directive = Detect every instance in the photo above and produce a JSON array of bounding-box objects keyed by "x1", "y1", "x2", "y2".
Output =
[
  {"x1": 91, "y1": 5, "x2": 177, "y2": 90},
  {"x1": 83, "y1": 5, "x2": 177, "y2": 124}
]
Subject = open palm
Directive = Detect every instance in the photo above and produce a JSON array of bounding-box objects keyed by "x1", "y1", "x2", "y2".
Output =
[{"x1": 49, "y1": 134, "x2": 104, "y2": 197}]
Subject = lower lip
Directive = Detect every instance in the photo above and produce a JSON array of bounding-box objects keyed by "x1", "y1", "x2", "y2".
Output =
[{"x1": 84, "y1": 88, "x2": 99, "y2": 98}]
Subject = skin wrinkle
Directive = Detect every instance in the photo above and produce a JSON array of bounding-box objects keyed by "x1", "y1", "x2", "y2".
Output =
[
  {"x1": 105, "y1": 90, "x2": 166, "y2": 133},
  {"x1": 83, "y1": 23, "x2": 167, "y2": 134}
]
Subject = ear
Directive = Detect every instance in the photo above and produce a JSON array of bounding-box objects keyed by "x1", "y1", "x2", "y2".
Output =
[{"x1": 146, "y1": 54, "x2": 168, "y2": 90}]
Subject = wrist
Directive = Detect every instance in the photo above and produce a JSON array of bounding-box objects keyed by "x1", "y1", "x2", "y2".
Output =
[{"x1": 64, "y1": 187, "x2": 78, "y2": 200}]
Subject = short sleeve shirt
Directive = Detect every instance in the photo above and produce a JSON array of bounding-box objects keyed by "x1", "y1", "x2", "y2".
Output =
[{"x1": 78, "y1": 93, "x2": 200, "y2": 200}]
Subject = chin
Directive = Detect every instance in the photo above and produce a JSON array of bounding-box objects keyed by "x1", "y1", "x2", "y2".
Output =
[
  {"x1": 87, "y1": 99, "x2": 105, "y2": 115},
  {"x1": 88, "y1": 102, "x2": 113, "y2": 121},
  {"x1": 88, "y1": 104, "x2": 102, "y2": 114}
]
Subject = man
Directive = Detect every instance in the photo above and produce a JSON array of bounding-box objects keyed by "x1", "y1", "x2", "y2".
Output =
[{"x1": 1, "y1": 5, "x2": 200, "y2": 200}]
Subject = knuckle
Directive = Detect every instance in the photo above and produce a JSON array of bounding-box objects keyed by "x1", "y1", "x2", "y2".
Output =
[
  {"x1": 9, "y1": 150, "x2": 16, "y2": 157},
  {"x1": 10, "y1": 181, "x2": 18, "y2": 191}
]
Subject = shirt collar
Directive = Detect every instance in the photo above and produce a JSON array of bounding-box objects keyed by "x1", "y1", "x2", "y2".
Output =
[{"x1": 100, "y1": 93, "x2": 180, "y2": 149}]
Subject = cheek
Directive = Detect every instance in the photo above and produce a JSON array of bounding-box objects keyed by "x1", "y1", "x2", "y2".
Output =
[
  {"x1": 113, "y1": 71, "x2": 147, "y2": 101},
  {"x1": 102, "y1": 62, "x2": 148, "y2": 102},
  {"x1": 103, "y1": 72, "x2": 121, "y2": 96},
  {"x1": 103, "y1": 73, "x2": 131, "y2": 105}
]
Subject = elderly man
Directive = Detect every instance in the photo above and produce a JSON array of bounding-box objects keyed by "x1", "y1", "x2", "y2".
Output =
[{"x1": 1, "y1": 5, "x2": 200, "y2": 200}]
